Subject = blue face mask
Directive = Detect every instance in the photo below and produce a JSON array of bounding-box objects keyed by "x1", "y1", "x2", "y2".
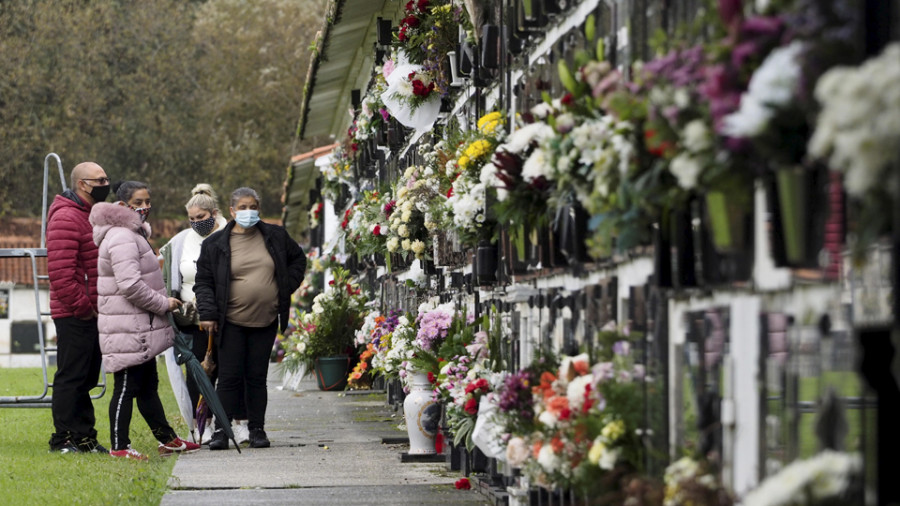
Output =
[{"x1": 234, "y1": 209, "x2": 260, "y2": 228}]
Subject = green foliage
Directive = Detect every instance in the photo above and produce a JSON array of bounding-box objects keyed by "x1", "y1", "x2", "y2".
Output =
[
  {"x1": 0, "y1": 0, "x2": 324, "y2": 220},
  {"x1": 0, "y1": 364, "x2": 182, "y2": 504}
]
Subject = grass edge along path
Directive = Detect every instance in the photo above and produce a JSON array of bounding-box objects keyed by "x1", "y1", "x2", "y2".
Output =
[{"x1": 1, "y1": 361, "x2": 187, "y2": 505}]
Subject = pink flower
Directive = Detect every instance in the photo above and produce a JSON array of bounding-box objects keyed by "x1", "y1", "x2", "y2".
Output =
[{"x1": 382, "y1": 60, "x2": 395, "y2": 78}]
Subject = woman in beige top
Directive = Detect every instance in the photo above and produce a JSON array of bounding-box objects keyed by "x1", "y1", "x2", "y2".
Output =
[{"x1": 193, "y1": 187, "x2": 306, "y2": 450}]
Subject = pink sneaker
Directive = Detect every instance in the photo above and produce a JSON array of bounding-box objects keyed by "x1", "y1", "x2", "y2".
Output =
[
  {"x1": 109, "y1": 446, "x2": 148, "y2": 461},
  {"x1": 158, "y1": 437, "x2": 201, "y2": 457}
]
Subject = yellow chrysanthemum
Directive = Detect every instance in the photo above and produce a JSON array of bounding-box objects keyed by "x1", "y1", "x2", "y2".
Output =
[
  {"x1": 601, "y1": 420, "x2": 626, "y2": 442},
  {"x1": 587, "y1": 439, "x2": 605, "y2": 466},
  {"x1": 465, "y1": 139, "x2": 492, "y2": 160},
  {"x1": 458, "y1": 155, "x2": 470, "y2": 169},
  {"x1": 477, "y1": 111, "x2": 503, "y2": 134}
]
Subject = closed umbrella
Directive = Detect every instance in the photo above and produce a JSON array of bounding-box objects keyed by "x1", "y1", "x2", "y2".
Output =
[
  {"x1": 167, "y1": 313, "x2": 240, "y2": 453},
  {"x1": 195, "y1": 328, "x2": 216, "y2": 442}
]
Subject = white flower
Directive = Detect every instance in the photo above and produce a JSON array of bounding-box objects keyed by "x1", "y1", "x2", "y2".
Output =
[
  {"x1": 599, "y1": 447, "x2": 620, "y2": 470},
  {"x1": 537, "y1": 444, "x2": 561, "y2": 473},
  {"x1": 566, "y1": 374, "x2": 593, "y2": 412},
  {"x1": 537, "y1": 410, "x2": 558, "y2": 428},
  {"x1": 387, "y1": 237, "x2": 399, "y2": 252},
  {"x1": 522, "y1": 146, "x2": 553, "y2": 183},
  {"x1": 669, "y1": 153, "x2": 703, "y2": 190},
  {"x1": 398, "y1": 224, "x2": 409, "y2": 237},
  {"x1": 506, "y1": 436, "x2": 529, "y2": 467},
  {"x1": 682, "y1": 119, "x2": 712, "y2": 153},
  {"x1": 501, "y1": 123, "x2": 555, "y2": 154},
  {"x1": 411, "y1": 239, "x2": 426, "y2": 255},
  {"x1": 722, "y1": 41, "x2": 805, "y2": 138},
  {"x1": 401, "y1": 239, "x2": 411, "y2": 251},
  {"x1": 295, "y1": 342, "x2": 307, "y2": 354},
  {"x1": 312, "y1": 302, "x2": 324, "y2": 314},
  {"x1": 530, "y1": 102, "x2": 555, "y2": 120}
]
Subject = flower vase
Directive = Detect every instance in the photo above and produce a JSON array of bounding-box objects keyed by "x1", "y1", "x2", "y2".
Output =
[
  {"x1": 475, "y1": 241, "x2": 498, "y2": 285},
  {"x1": 403, "y1": 372, "x2": 441, "y2": 455},
  {"x1": 314, "y1": 356, "x2": 350, "y2": 391},
  {"x1": 768, "y1": 165, "x2": 829, "y2": 268}
]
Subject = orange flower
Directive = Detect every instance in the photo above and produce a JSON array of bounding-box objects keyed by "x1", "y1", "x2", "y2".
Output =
[
  {"x1": 546, "y1": 396, "x2": 570, "y2": 417},
  {"x1": 532, "y1": 440, "x2": 543, "y2": 459},
  {"x1": 550, "y1": 436, "x2": 564, "y2": 453}
]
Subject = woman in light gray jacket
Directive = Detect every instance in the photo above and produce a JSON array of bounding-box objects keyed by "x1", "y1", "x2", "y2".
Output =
[{"x1": 91, "y1": 180, "x2": 200, "y2": 460}]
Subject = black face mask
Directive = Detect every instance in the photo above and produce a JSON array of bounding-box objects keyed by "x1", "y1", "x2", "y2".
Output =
[
  {"x1": 89, "y1": 184, "x2": 110, "y2": 203},
  {"x1": 190, "y1": 216, "x2": 217, "y2": 237}
]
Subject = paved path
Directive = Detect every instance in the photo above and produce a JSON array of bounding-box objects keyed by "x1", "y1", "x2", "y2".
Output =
[{"x1": 161, "y1": 370, "x2": 489, "y2": 505}]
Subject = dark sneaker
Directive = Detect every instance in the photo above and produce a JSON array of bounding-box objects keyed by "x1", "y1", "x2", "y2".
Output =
[
  {"x1": 77, "y1": 438, "x2": 109, "y2": 454},
  {"x1": 248, "y1": 428, "x2": 270, "y2": 449},
  {"x1": 208, "y1": 430, "x2": 229, "y2": 451},
  {"x1": 158, "y1": 437, "x2": 201, "y2": 457},
  {"x1": 50, "y1": 440, "x2": 80, "y2": 454}
]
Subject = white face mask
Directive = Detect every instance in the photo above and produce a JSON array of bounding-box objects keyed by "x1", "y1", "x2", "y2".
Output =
[{"x1": 234, "y1": 209, "x2": 260, "y2": 228}]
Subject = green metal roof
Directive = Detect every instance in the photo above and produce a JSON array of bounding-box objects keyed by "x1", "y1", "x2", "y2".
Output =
[{"x1": 297, "y1": 0, "x2": 401, "y2": 141}]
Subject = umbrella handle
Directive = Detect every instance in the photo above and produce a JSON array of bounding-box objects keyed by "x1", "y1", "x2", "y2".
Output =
[{"x1": 207, "y1": 328, "x2": 215, "y2": 354}]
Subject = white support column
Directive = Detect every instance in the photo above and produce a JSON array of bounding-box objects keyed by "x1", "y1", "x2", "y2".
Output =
[{"x1": 729, "y1": 295, "x2": 761, "y2": 496}]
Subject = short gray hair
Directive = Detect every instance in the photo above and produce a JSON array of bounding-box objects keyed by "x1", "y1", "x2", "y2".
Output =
[{"x1": 230, "y1": 187, "x2": 260, "y2": 208}]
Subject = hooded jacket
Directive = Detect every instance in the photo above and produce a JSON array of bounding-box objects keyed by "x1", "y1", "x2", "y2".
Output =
[
  {"x1": 46, "y1": 190, "x2": 99, "y2": 319},
  {"x1": 194, "y1": 220, "x2": 306, "y2": 336},
  {"x1": 90, "y1": 202, "x2": 174, "y2": 373}
]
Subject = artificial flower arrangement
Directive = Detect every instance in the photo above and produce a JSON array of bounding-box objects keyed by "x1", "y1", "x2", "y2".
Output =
[
  {"x1": 321, "y1": 143, "x2": 355, "y2": 202},
  {"x1": 443, "y1": 111, "x2": 506, "y2": 248},
  {"x1": 663, "y1": 456, "x2": 733, "y2": 506},
  {"x1": 342, "y1": 188, "x2": 393, "y2": 264},
  {"x1": 280, "y1": 266, "x2": 368, "y2": 376},
  {"x1": 741, "y1": 450, "x2": 862, "y2": 506},
  {"x1": 483, "y1": 325, "x2": 648, "y2": 498},
  {"x1": 367, "y1": 309, "x2": 417, "y2": 388},
  {"x1": 308, "y1": 201, "x2": 324, "y2": 229},
  {"x1": 347, "y1": 342, "x2": 377, "y2": 390},
  {"x1": 407, "y1": 305, "x2": 505, "y2": 449},
  {"x1": 353, "y1": 72, "x2": 391, "y2": 144},
  {"x1": 392, "y1": 0, "x2": 470, "y2": 89},
  {"x1": 386, "y1": 164, "x2": 440, "y2": 262},
  {"x1": 808, "y1": 42, "x2": 900, "y2": 256}
]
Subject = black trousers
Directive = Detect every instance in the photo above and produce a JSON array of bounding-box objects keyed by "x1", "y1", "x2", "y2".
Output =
[
  {"x1": 179, "y1": 323, "x2": 247, "y2": 420},
  {"x1": 109, "y1": 359, "x2": 177, "y2": 451},
  {"x1": 215, "y1": 320, "x2": 276, "y2": 431},
  {"x1": 49, "y1": 317, "x2": 103, "y2": 449}
]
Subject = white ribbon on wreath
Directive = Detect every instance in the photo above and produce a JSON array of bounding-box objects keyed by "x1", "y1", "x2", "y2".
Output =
[{"x1": 382, "y1": 51, "x2": 441, "y2": 132}]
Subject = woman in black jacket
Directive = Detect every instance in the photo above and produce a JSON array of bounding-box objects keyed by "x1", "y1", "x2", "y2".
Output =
[{"x1": 194, "y1": 187, "x2": 306, "y2": 450}]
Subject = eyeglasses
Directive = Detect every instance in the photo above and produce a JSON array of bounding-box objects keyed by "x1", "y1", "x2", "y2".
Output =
[{"x1": 81, "y1": 177, "x2": 110, "y2": 185}]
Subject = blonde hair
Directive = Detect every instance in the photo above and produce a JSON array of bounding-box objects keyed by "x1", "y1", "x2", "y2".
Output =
[{"x1": 184, "y1": 183, "x2": 219, "y2": 213}]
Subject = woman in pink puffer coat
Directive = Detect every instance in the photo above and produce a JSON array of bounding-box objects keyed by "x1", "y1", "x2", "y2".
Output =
[{"x1": 90, "y1": 180, "x2": 199, "y2": 460}]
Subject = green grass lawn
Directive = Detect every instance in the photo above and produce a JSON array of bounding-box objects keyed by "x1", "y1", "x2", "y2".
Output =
[{"x1": 0, "y1": 361, "x2": 189, "y2": 505}]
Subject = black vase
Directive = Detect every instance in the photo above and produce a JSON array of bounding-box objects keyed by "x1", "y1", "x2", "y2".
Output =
[
  {"x1": 475, "y1": 241, "x2": 498, "y2": 285},
  {"x1": 766, "y1": 165, "x2": 829, "y2": 269},
  {"x1": 555, "y1": 203, "x2": 591, "y2": 265}
]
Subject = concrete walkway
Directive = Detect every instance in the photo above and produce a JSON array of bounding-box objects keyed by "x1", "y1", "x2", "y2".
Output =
[{"x1": 161, "y1": 370, "x2": 489, "y2": 505}]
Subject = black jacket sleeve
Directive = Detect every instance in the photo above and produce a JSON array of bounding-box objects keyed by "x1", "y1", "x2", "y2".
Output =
[{"x1": 193, "y1": 238, "x2": 219, "y2": 323}]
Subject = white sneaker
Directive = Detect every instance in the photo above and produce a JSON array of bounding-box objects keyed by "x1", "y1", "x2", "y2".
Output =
[
  {"x1": 193, "y1": 425, "x2": 215, "y2": 445},
  {"x1": 233, "y1": 420, "x2": 249, "y2": 445}
]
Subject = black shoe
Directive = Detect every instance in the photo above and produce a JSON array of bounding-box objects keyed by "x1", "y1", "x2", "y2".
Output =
[
  {"x1": 208, "y1": 430, "x2": 229, "y2": 451},
  {"x1": 50, "y1": 440, "x2": 80, "y2": 454},
  {"x1": 77, "y1": 438, "x2": 109, "y2": 454},
  {"x1": 248, "y1": 428, "x2": 270, "y2": 448}
]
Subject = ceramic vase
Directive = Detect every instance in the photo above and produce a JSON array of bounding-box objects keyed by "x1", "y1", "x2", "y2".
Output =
[{"x1": 403, "y1": 372, "x2": 441, "y2": 455}]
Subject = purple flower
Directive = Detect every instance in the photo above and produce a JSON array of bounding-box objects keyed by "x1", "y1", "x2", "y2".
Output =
[
  {"x1": 613, "y1": 340, "x2": 631, "y2": 356},
  {"x1": 380, "y1": 108, "x2": 390, "y2": 122}
]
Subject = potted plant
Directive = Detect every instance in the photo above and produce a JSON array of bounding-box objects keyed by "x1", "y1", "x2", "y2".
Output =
[{"x1": 281, "y1": 266, "x2": 367, "y2": 391}]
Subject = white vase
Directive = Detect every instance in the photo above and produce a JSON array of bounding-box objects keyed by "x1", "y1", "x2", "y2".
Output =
[{"x1": 403, "y1": 372, "x2": 441, "y2": 455}]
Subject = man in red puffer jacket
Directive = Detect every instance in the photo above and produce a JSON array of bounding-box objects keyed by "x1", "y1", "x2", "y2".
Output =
[{"x1": 46, "y1": 161, "x2": 111, "y2": 454}]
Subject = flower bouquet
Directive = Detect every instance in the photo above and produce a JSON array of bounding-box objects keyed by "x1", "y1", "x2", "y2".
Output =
[
  {"x1": 742, "y1": 450, "x2": 862, "y2": 506},
  {"x1": 382, "y1": 53, "x2": 442, "y2": 131},
  {"x1": 280, "y1": 267, "x2": 368, "y2": 380},
  {"x1": 386, "y1": 165, "x2": 440, "y2": 262}
]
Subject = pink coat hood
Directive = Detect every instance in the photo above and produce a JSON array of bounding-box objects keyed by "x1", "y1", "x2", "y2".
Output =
[{"x1": 90, "y1": 202, "x2": 173, "y2": 372}]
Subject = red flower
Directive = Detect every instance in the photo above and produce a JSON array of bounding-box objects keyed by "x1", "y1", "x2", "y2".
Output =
[
  {"x1": 561, "y1": 92, "x2": 574, "y2": 106},
  {"x1": 446, "y1": 186, "x2": 454, "y2": 198},
  {"x1": 416, "y1": 0, "x2": 428, "y2": 11},
  {"x1": 427, "y1": 371, "x2": 436, "y2": 384},
  {"x1": 464, "y1": 397, "x2": 478, "y2": 415},
  {"x1": 328, "y1": 280, "x2": 335, "y2": 286},
  {"x1": 550, "y1": 436, "x2": 564, "y2": 453},
  {"x1": 384, "y1": 200, "x2": 396, "y2": 217},
  {"x1": 373, "y1": 224, "x2": 381, "y2": 236},
  {"x1": 454, "y1": 478, "x2": 471, "y2": 490}
]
